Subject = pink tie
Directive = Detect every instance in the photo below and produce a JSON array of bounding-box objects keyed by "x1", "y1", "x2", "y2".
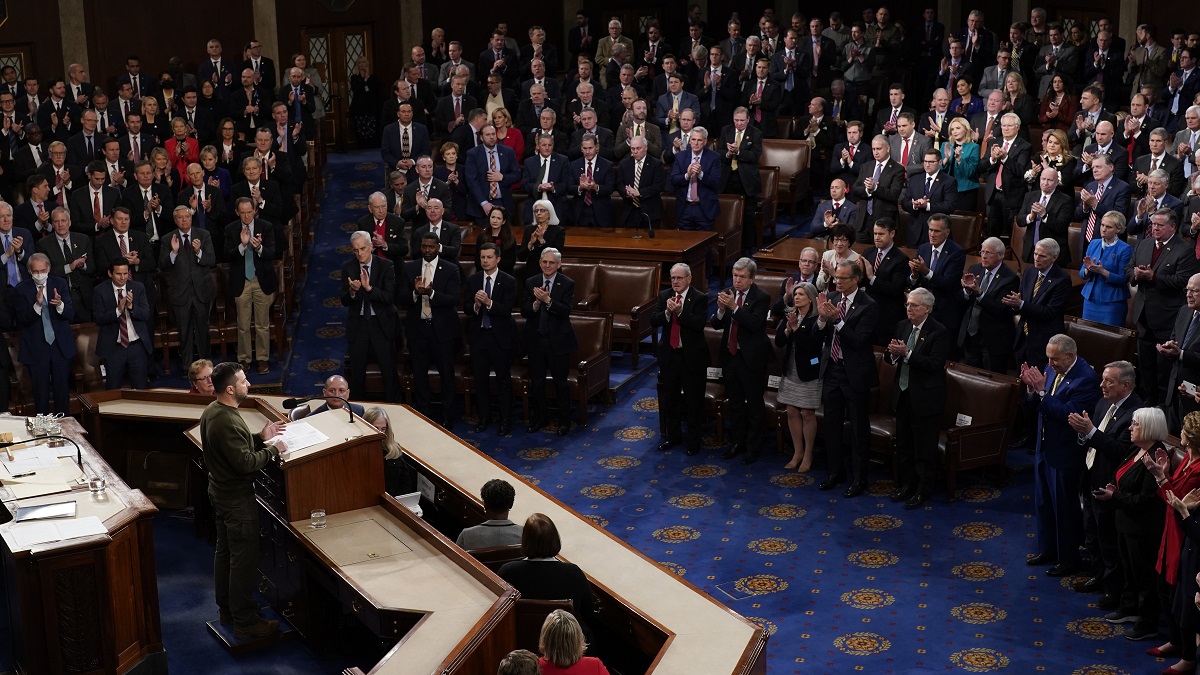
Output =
[
  {"x1": 994, "y1": 141, "x2": 1009, "y2": 188},
  {"x1": 688, "y1": 156, "x2": 700, "y2": 201}
]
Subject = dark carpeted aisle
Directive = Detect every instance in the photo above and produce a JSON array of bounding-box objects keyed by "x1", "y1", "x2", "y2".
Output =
[{"x1": 4, "y1": 151, "x2": 1158, "y2": 674}]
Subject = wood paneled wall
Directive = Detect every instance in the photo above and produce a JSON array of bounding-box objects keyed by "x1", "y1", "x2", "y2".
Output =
[{"x1": 0, "y1": 1, "x2": 64, "y2": 81}]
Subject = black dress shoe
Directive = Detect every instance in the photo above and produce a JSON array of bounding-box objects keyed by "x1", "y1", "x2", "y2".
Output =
[
  {"x1": 819, "y1": 475, "x2": 845, "y2": 490},
  {"x1": 498, "y1": 421, "x2": 512, "y2": 436},
  {"x1": 722, "y1": 444, "x2": 744, "y2": 460},
  {"x1": 903, "y1": 493, "x2": 928, "y2": 509},
  {"x1": 1073, "y1": 577, "x2": 1102, "y2": 593},
  {"x1": 658, "y1": 437, "x2": 680, "y2": 452},
  {"x1": 1046, "y1": 562, "x2": 1080, "y2": 577},
  {"x1": 890, "y1": 485, "x2": 916, "y2": 502},
  {"x1": 556, "y1": 422, "x2": 571, "y2": 437},
  {"x1": 528, "y1": 419, "x2": 544, "y2": 433},
  {"x1": 1026, "y1": 552, "x2": 1055, "y2": 566},
  {"x1": 741, "y1": 452, "x2": 759, "y2": 465},
  {"x1": 1096, "y1": 594, "x2": 1119, "y2": 610},
  {"x1": 843, "y1": 482, "x2": 866, "y2": 498}
]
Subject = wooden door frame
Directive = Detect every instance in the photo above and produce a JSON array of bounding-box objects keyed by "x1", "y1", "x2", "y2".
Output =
[{"x1": 300, "y1": 24, "x2": 373, "y2": 151}]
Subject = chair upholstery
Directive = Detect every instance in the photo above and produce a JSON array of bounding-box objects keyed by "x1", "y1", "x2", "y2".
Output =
[
  {"x1": 560, "y1": 261, "x2": 600, "y2": 310},
  {"x1": 510, "y1": 312, "x2": 612, "y2": 425},
  {"x1": 1063, "y1": 315, "x2": 1138, "y2": 375},
  {"x1": 758, "y1": 139, "x2": 811, "y2": 217},
  {"x1": 757, "y1": 167, "x2": 780, "y2": 248},
  {"x1": 938, "y1": 362, "x2": 1021, "y2": 497},
  {"x1": 591, "y1": 264, "x2": 661, "y2": 366},
  {"x1": 713, "y1": 194, "x2": 745, "y2": 284},
  {"x1": 515, "y1": 598, "x2": 575, "y2": 654},
  {"x1": 701, "y1": 327, "x2": 726, "y2": 443},
  {"x1": 867, "y1": 349, "x2": 898, "y2": 478},
  {"x1": 949, "y1": 211, "x2": 983, "y2": 254}
]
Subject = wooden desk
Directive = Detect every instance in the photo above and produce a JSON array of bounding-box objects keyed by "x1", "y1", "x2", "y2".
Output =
[
  {"x1": 461, "y1": 227, "x2": 717, "y2": 291},
  {"x1": 252, "y1": 397, "x2": 768, "y2": 675},
  {"x1": 0, "y1": 416, "x2": 165, "y2": 674}
]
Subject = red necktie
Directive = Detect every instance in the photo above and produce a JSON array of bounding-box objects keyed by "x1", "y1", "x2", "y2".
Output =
[
  {"x1": 670, "y1": 293, "x2": 683, "y2": 348},
  {"x1": 728, "y1": 291, "x2": 743, "y2": 355},
  {"x1": 901, "y1": 138, "x2": 910, "y2": 166},
  {"x1": 118, "y1": 289, "x2": 130, "y2": 347},
  {"x1": 93, "y1": 191, "x2": 101, "y2": 223},
  {"x1": 1085, "y1": 182, "x2": 1106, "y2": 241},
  {"x1": 755, "y1": 81, "x2": 764, "y2": 122},
  {"x1": 584, "y1": 161, "x2": 594, "y2": 206}
]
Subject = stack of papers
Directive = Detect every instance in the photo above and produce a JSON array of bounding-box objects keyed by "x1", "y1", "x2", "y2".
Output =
[
  {"x1": 270, "y1": 421, "x2": 330, "y2": 455},
  {"x1": 10, "y1": 516, "x2": 107, "y2": 548}
]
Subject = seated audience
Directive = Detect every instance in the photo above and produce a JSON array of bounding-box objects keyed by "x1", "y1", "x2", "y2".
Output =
[
  {"x1": 537, "y1": 609, "x2": 609, "y2": 675},
  {"x1": 499, "y1": 513, "x2": 594, "y2": 638},
  {"x1": 456, "y1": 478, "x2": 523, "y2": 549}
]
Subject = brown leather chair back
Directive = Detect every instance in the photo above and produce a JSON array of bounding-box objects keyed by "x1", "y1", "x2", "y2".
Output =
[
  {"x1": 467, "y1": 544, "x2": 523, "y2": 572},
  {"x1": 560, "y1": 261, "x2": 600, "y2": 310},
  {"x1": 595, "y1": 264, "x2": 661, "y2": 313},
  {"x1": 1009, "y1": 218, "x2": 1025, "y2": 262},
  {"x1": 1064, "y1": 316, "x2": 1138, "y2": 374},
  {"x1": 660, "y1": 193, "x2": 678, "y2": 230},
  {"x1": 1066, "y1": 225, "x2": 1082, "y2": 271},
  {"x1": 759, "y1": 139, "x2": 812, "y2": 213},
  {"x1": 515, "y1": 598, "x2": 575, "y2": 653},
  {"x1": 757, "y1": 166, "x2": 780, "y2": 246},
  {"x1": 73, "y1": 323, "x2": 105, "y2": 394},
  {"x1": 949, "y1": 211, "x2": 983, "y2": 253},
  {"x1": 943, "y1": 363, "x2": 1020, "y2": 429}
]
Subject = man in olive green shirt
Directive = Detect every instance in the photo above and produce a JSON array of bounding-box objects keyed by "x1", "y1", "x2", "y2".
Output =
[{"x1": 200, "y1": 361, "x2": 288, "y2": 639}]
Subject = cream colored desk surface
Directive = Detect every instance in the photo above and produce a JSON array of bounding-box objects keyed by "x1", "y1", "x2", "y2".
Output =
[
  {"x1": 98, "y1": 393, "x2": 274, "y2": 430},
  {"x1": 257, "y1": 397, "x2": 759, "y2": 674},
  {"x1": 292, "y1": 506, "x2": 500, "y2": 675}
]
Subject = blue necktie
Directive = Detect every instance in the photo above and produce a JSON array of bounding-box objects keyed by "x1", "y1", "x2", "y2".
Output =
[
  {"x1": 293, "y1": 86, "x2": 302, "y2": 121},
  {"x1": 244, "y1": 226, "x2": 255, "y2": 280},
  {"x1": 40, "y1": 286, "x2": 54, "y2": 344},
  {"x1": 4, "y1": 235, "x2": 16, "y2": 286},
  {"x1": 482, "y1": 275, "x2": 493, "y2": 328}
]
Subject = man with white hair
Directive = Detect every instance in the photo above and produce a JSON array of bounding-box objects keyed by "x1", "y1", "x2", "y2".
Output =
[
  {"x1": 1127, "y1": 168, "x2": 1184, "y2": 236},
  {"x1": 1017, "y1": 167, "x2": 1074, "y2": 265},
  {"x1": 959, "y1": 236, "x2": 1019, "y2": 373},
  {"x1": 1003, "y1": 238, "x2": 1068, "y2": 370},
  {"x1": 1170, "y1": 106, "x2": 1200, "y2": 178},
  {"x1": 980, "y1": 113, "x2": 1031, "y2": 241}
]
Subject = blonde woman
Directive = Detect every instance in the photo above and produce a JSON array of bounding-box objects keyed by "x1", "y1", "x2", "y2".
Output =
[
  {"x1": 537, "y1": 609, "x2": 610, "y2": 675},
  {"x1": 941, "y1": 116, "x2": 979, "y2": 212},
  {"x1": 363, "y1": 406, "x2": 403, "y2": 495}
]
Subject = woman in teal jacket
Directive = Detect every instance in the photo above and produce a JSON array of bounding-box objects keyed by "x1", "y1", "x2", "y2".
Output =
[{"x1": 941, "y1": 116, "x2": 979, "y2": 213}]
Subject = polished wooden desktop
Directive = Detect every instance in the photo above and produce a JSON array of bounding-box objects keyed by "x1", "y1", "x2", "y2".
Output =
[
  {"x1": 460, "y1": 226, "x2": 716, "y2": 291},
  {"x1": 0, "y1": 416, "x2": 165, "y2": 675}
]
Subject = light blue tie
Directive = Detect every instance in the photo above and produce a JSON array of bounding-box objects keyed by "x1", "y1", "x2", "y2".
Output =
[
  {"x1": 40, "y1": 286, "x2": 54, "y2": 344},
  {"x1": 4, "y1": 235, "x2": 16, "y2": 287}
]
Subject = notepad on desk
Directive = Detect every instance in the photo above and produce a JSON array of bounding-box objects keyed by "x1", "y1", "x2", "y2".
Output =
[{"x1": 10, "y1": 516, "x2": 107, "y2": 548}]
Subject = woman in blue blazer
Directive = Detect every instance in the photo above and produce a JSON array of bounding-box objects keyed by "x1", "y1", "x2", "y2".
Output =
[
  {"x1": 1079, "y1": 210, "x2": 1133, "y2": 327},
  {"x1": 941, "y1": 117, "x2": 979, "y2": 213}
]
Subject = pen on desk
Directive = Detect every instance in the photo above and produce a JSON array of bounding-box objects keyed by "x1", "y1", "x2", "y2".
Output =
[{"x1": 9, "y1": 471, "x2": 35, "y2": 478}]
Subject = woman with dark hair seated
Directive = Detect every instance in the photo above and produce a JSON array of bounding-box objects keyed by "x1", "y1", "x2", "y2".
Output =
[
  {"x1": 498, "y1": 513, "x2": 594, "y2": 639},
  {"x1": 537, "y1": 609, "x2": 610, "y2": 675},
  {"x1": 519, "y1": 199, "x2": 566, "y2": 263},
  {"x1": 475, "y1": 205, "x2": 518, "y2": 275},
  {"x1": 950, "y1": 76, "x2": 983, "y2": 119}
]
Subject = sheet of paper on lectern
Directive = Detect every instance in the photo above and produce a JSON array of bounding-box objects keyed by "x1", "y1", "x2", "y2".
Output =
[{"x1": 270, "y1": 421, "x2": 329, "y2": 454}]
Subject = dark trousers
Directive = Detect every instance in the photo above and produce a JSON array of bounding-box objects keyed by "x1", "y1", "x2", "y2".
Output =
[
  {"x1": 210, "y1": 492, "x2": 260, "y2": 626},
  {"x1": 894, "y1": 390, "x2": 939, "y2": 495},
  {"x1": 676, "y1": 200, "x2": 714, "y2": 231},
  {"x1": 27, "y1": 349, "x2": 70, "y2": 415},
  {"x1": 173, "y1": 298, "x2": 211, "y2": 364},
  {"x1": 1081, "y1": 492, "x2": 1123, "y2": 595},
  {"x1": 1116, "y1": 529, "x2": 1161, "y2": 632},
  {"x1": 528, "y1": 336, "x2": 570, "y2": 424},
  {"x1": 575, "y1": 206, "x2": 601, "y2": 227},
  {"x1": 1136, "y1": 315, "x2": 1171, "y2": 405},
  {"x1": 407, "y1": 320, "x2": 456, "y2": 422},
  {"x1": 348, "y1": 318, "x2": 399, "y2": 402},
  {"x1": 986, "y1": 192, "x2": 1017, "y2": 242},
  {"x1": 1158, "y1": 575, "x2": 1180, "y2": 652},
  {"x1": 67, "y1": 285, "x2": 92, "y2": 323},
  {"x1": 1033, "y1": 455, "x2": 1083, "y2": 564},
  {"x1": 470, "y1": 332, "x2": 513, "y2": 423},
  {"x1": 722, "y1": 170, "x2": 760, "y2": 252},
  {"x1": 961, "y1": 333, "x2": 1012, "y2": 375},
  {"x1": 103, "y1": 341, "x2": 150, "y2": 389},
  {"x1": 658, "y1": 347, "x2": 706, "y2": 450},
  {"x1": 822, "y1": 360, "x2": 871, "y2": 482},
  {"x1": 722, "y1": 352, "x2": 766, "y2": 453}
]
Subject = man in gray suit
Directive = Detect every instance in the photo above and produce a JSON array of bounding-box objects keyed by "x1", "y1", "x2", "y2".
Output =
[
  {"x1": 978, "y1": 48, "x2": 1014, "y2": 98},
  {"x1": 1170, "y1": 105, "x2": 1200, "y2": 179},
  {"x1": 1034, "y1": 23, "x2": 1082, "y2": 98},
  {"x1": 158, "y1": 205, "x2": 216, "y2": 367},
  {"x1": 888, "y1": 112, "x2": 932, "y2": 178},
  {"x1": 438, "y1": 42, "x2": 476, "y2": 93}
]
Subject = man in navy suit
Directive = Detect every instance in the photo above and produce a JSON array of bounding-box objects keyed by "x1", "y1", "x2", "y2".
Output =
[
  {"x1": 1161, "y1": 47, "x2": 1200, "y2": 132},
  {"x1": 465, "y1": 243, "x2": 517, "y2": 435},
  {"x1": 805, "y1": 178, "x2": 857, "y2": 238},
  {"x1": 739, "y1": 57, "x2": 783, "y2": 138},
  {"x1": 567, "y1": 135, "x2": 614, "y2": 227},
  {"x1": 1126, "y1": 209, "x2": 1200, "y2": 404},
  {"x1": 1127, "y1": 169, "x2": 1184, "y2": 236},
  {"x1": 522, "y1": 133, "x2": 571, "y2": 224},
  {"x1": 1077, "y1": 121, "x2": 1130, "y2": 185},
  {"x1": 478, "y1": 31, "x2": 521, "y2": 90},
  {"x1": 117, "y1": 56, "x2": 157, "y2": 102},
  {"x1": 342, "y1": 231, "x2": 399, "y2": 402},
  {"x1": 887, "y1": 287, "x2": 950, "y2": 508},
  {"x1": 670, "y1": 127, "x2": 722, "y2": 230},
  {"x1": 814, "y1": 259, "x2": 879, "y2": 495},
  {"x1": 522, "y1": 248, "x2": 578, "y2": 436},
  {"x1": 653, "y1": 263, "x2": 709, "y2": 456},
  {"x1": 655, "y1": 73, "x2": 701, "y2": 133},
  {"x1": 1018, "y1": 167, "x2": 1076, "y2": 265},
  {"x1": 908, "y1": 214, "x2": 967, "y2": 342},
  {"x1": 1131, "y1": 128, "x2": 1184, "y2": 198},
  {"x1": 1074, "y1": 154, "x2": 1131, "y2": 247},
  {"x1": 398, "y1": 233, "x2": 461, "y2": 430},
  {"x1": 959, "y1": 237, "x2": 1019, "y2": 374},
  {"x1": 617, "y1": 136, "x2": 667, "y2": 229},
  {"x1": 465, "y1": 124, "x2": 521, "y2": 226},
  {"x1": 1004, "y1": 238, "x2": 1070, "y2": 370},
  {"x1": 92, "y1": 261, "x2": 151, "y2": 389},
  {"x1": 408, "y1": 199, "x2": 461, "y2": 262},
  {"x1": 828, "y1": 121, "x2": 869, "y2": 192},
  {"x1": 380, "y1": 102, "x2": 431, "y2": 181},
  {"x1": 861, "y1": 218, "x2": 911, "y2": 345},
  {"x1": 900, "y1": 149, "x2": 956, "y2": 246},
  {"x1": 1021, "y1": 334, "x2": 1101, "y2": 577},
  {"x1": 850, "y1": 135, "x2": 905, "y2": 243},
  {"x1": 16, "y1": 252, "x2": 75, "y2": 414},
  {"x1": 197, "y1": 41, "x2": 237, "y2": 94},
  {"x1": 713, "y1": 257, "x2": 771, "y2": 464},
  {"x1": 979, "y1": 113, "x2": 1031, "y2": 242}
]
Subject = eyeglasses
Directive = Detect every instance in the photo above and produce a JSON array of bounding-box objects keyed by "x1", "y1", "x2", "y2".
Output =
[
  {"x1": 833, "y1": 275, "x2": 855, "y2": 281},
  {"x1": 191, "y1": 375, "x2": 212, "y2": 383}
]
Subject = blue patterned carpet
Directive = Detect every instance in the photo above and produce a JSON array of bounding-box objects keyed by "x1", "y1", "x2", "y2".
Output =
[{"x1": 0, "y1": 153, "x2": 1158, "y2": 674}]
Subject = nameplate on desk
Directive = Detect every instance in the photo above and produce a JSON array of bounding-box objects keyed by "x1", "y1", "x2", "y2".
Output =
[
  {"x1": 417, "y1": 473, "x2": 435, "y2": 503},
  {"x1": 956, "y1": 413, "x2": 973, "y2": 427},
  {"x1": 706, "y1": 367, "x2": 723, "y2": 380},
  {"x1": 767, "y1": 375, "x2": 781, "y2": 389}
]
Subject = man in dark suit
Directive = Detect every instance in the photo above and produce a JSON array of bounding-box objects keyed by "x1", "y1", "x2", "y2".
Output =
[
  {"x1": 65, "y1": 109, "x2": 102, "y2": 167},
  {"x1": 1018, "y1": 167, "x2": 1076, "y2": 265},
  {"x1": 874, "y1": 85, "x2": 916, "y2": 138},
  {"x1": 398, "y1": 233, "x2": 461, "y2": 430},
  {"x1": 959, "y1": 237, "x2": 1019, "y2": 374},
  {"x1": 16, "y1": 252, "x2": 74, "y2": 413},
  {"x1": 478, "y1": 32, "x2": 521, "y2": 90},
  {"x1": 1067, "y1": 359, "x2": 1141, "y2": 606},
  {"x1": 122, "y1": 161, "x2": 173, "y2": 243},
  {"x1": 1004, "y1": 238, "x2": 1070, "y2": 370},
  {"x1": 617, "y1": 136, "x2": 667, "y2": 230},
  {"x1": 769, "y1": 30, "x2": 810, "y2": 114},
  {"x1": 850, "y1": 135, "x2": 905, "y2": 243},
  {"x1": 36, "y1": 207, "x2": 94, "y2": 323},
  {"x1": 465, "y1": 125, "x2": 521, "y2": 226},
  {"x1": 521, "y1": 248, "x2": 578, "y2": 435},
  {"x1": 1021, "y1": 334, "x2": 1101, "y2": 577},
  {"x1": 92, "y1": 260, "x2": 151, "y2": 389},
  {"x1": 177, "y1": 89, "x2": 214, "y2": 145},
  {"x1": 887, "y1": 287, "x2": 949, "y2": 508},
  {"x1": 568, "y1": 11, "x2": 597, "y2": 62},
  {"x1": 225, "y1": 198, "x2": 277, "y2": 372},
  {"x1": 117, "y1": 57, "x2": 156, "y2": 103},
  {"x1": 197, "y1": 40, "x2": 236, "y2": 94},
  {"x1": 277, "y1": 68, "x2": 316, "y2": 138},
  {"x1": 979, "y1": 113, "x2": 1031, "y2": 242},
  {"x1": 35, "y1": 80, "x2": 78, "y2": 142},
  {"x1": 408, "y1": 199, "x2": 461, "y2": 262},
  {"x1": 814, "y1": 259, "x2": 879, "y2": 495},
  {"x1": 670, "y1": 128, "x2": 723, "y2": 231},
  {"x1": 93, "y1": 207, "x2": 155, "y2": 319},
  {"x1": 158, "y1": 205, "x2": 216, "y2": 367},
  {"x1": 1132, "y1": 128, "x2": 1185, "y2": 198},
  {"x1": 712, "y1": 257, "x2": 771, "y2": 464},
  {"x1": 380, "y1": 102, "x2": 431, "y2": 182},
  {"x1": 1160, "y1": 274, "x2": 1200, "y2": 430},
  {"x1": 805, "y1": 178, "x2": 857, "y2": 238},
  {"x1": 522, "y1": 134, "x2": 571, "y2": 224},
  {"x1": 1074, "y1": 155, "x2": 1131, "y2": 249},
  {"x1": 118, "y1": 113, "x2": 157, "y2": 164},
  {"x1": 900, "y1": 149, "x2": 956, "y2": 246},
  {"x1": 401, "y1": 157, "x2": 452, "y2": 232},
  {"x1": 696, "y1": 46, "x2": 739, "y2": 130},
  {"x1": 828, "y1": 122, "x2": 869, "y2": 192},
  {"x1": 435, "y1": 77, "x2": 479, "y2": 137},
  {"x1": 520, "y1": 58, "x2": 562, "y2": 102},
  {"x1": 357, "y1": 191, "x2": 408, "y2": 261},
  {"x1": 1128, "y1": 169, "x2": 1185, "y2": 236},
  {"x1": 954, "y1": 11, "x2": 997, "y2": 81},
  {"x1": 1077, "y1": 121, "x2": 1130, "y2": 185},
  {"x1": 653, "y1": 263, "x2": 709, "y2": 456},
  {"x1": 861, "y1": 218, "x2": 911, "y2": 345},
  {"x1": 242, "y1": 40, "x2": 277, "y2": 93},
  {"x1": 98, "y1": 138, "x2": 133, "y2": 192},
  {"x1": 1127, "y1": 209, "x2": 1200, "y2": 404},
  {"x1": 1161, "y1": 47, "x2": 1200, "y2": 132},
  {"x1": 68, "y1": 161, "x2": 120, "y2": 236},
  {"x1": 740, "y1": 57, "x2": 783, "y2": 138},
  {"x1": 970, "y1": 92, "x2": 1006, "y2": 153},
  {"x1": 464, "y1": 243, "x2": 516, "y2": 435},
  {"x1": 908, "y1": 214, "x2": 967, "y2": 340},
  {"x1": 1082, "y1": 32, "x2": 1126, "y2": 91},
  {"x1": 566, "y1": 110, "x2": 615, "y2": 161},
  {"x1": 718, "y1": 108, "x2": 762, "y2": 245},
  {"x1": 342, "y1": 231, "x2": 399, "y2": 402}
]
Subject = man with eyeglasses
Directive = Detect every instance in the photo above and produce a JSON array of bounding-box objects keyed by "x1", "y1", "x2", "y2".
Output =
[
  {"x1": 959, "y1": 236, "x2": 1019, "y2": 374},
  {"x1": 1127, "y1": 209, "x2": 1200, "y2": 404},
  {"x1": 1002, "y1": 238, "x2": 1068, "y2": 371},
  {"x1": 771, "y1": 246, "x2": 820, "y2": 318},
  {"x1": 713, "y1": 257, "x2": 771, "y2": 464},
  {"x1": 241, "y1": 39, "x2": 277, "y2": 93}
]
